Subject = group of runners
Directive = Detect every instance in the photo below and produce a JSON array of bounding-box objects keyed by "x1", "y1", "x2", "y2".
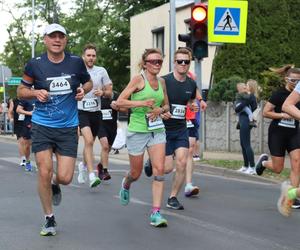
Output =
[{"x1": 12, "y1": 22, "x2": 300, "y2": 236}]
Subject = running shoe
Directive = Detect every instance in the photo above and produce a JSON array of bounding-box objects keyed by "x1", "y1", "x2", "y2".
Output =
[
  {"x1": 144, "y1": 158, "x2": 153, "y2": 177},
  {"x1": 237, "y1": 166, "x2": 248, "y2": 173},
  {"x1": 185, "y1": 184, "x2": 200, "y2": 197},
  {"x1": 166, "y1": 197, "x2": 184, "y2": 210},
  {"x1": 277, "y1": 181, "x2": 293, "y2": 217},
  {"x1": 150, "y1": 211, "x2": 168, "y2": 227},
  {"x1": 20, "y1": 160, "x2": 26, "y2": 168},
  {"x1": 25, "y1": 162, "x2": 33, "y2": 172},
  {"x1": 97, "y1": 163, "x2": 111, "y2": 181},
  {"x1": 89, "y1": 174, "x2": 101, "y2": 188},
  {"x1": 40, "y1": 215, "x2": 57, "y2": 236},
  {"x1": 245, "y1": 167, "x2": 256, "y2": 175},
  {"x1": 193, "y1": 155, "x2": 201, "y2": 161},
  {"x1": 255, "y1": 154, "x2": 268, "y2": 176},
  {"x1": 119, "y1": 178, "x2": 130, "y2": 206},
  {"x1": 52, "y1": 184, "x2": 62, "y2": 206},
  {"x1": 292, "y1": 198, "x2": 300, "y2": 209},
  {"x1": 77, "y1": 162, "x2": 87, "y2": 184}
]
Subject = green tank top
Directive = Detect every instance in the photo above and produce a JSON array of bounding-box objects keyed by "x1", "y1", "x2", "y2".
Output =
[{"x1": 128, "y1": 78, "x2": 165, "y2": 133}]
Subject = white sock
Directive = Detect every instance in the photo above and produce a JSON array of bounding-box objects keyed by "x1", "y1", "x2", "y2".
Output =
[
  {"x1": 262, "y1": 161, "x2": 266, "y2": 167},
  {"x1": 185, "y1": 183, "x2": 193, "y2": 189},
  {"x1": 89, "y1": 172, "x2": 96, "y2": 180},
  {"x1": 21, "y1": 156, "x2": 26, "y2": 162},
  {"x1": 45, "y1": 213, "x2": 54, "y2": 219}
]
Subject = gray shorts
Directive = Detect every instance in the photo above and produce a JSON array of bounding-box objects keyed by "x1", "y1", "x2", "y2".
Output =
[
  {"x1": 126, "y1": 130, "x2": 166, "y2": 156},
  {"x1": 31, "y1": 123, "x2": 78, "y2": 158}
]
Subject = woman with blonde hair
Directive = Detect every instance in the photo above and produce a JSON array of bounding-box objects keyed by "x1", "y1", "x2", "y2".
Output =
[
  {"x1": 235, "y1": 81, "x2": 258, "y2": 174},
  {"x1": 115, "y1": 48, "x2": 170, "y2": 227}
]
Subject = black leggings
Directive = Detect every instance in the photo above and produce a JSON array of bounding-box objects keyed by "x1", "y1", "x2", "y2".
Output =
[{"x1": 239, "y1": 114, "x2": 255, "y2": 167}]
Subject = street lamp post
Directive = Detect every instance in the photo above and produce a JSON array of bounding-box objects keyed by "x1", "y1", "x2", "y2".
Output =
[{"x1": 31, "y1": 0, "x2": 35, "y2": 58}]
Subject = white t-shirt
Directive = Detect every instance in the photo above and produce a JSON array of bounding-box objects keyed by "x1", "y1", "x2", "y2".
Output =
[{"x1": 78, "y1": 66, "x2": 112, "y2": 112}]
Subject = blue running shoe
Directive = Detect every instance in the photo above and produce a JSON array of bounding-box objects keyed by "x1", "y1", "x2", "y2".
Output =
[
  {"x1": 150, "y1": 211, "x2": 168, "y2": 227},
  {"x1": 119, "y1": 178, "x2": 130, "y2": 206},
  {"x1": 25, "y1": 162, "x2": 32, "y2": 172}
]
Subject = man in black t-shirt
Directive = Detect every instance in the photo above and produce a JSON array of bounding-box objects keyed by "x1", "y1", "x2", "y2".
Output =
[{"x1": 145, "y1": 47, "x2": 206, "y2": 210}]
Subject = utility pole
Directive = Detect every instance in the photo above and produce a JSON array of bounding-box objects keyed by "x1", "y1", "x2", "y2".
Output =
[
  {"x1": 31, "y1": 0, "x2": 35, "y2": 58},
  {"x1": 194, "y1": 0, "x2": 205, "y2": 156},
  {"x1": 169, "y1": 0, "x2": 176, "y2": 71}
]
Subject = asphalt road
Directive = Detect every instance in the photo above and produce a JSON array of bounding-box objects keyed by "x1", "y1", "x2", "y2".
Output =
[{"x1": 0, "y1": 139, "x2": 299, "y2": 250}]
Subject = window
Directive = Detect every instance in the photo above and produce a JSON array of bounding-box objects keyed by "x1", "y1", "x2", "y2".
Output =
[{"x1": 152, "y1": 27, "x2": 164, "y2": 55}]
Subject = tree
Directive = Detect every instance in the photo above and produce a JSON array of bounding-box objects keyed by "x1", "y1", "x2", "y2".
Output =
[
  {"x1": 212, "y1": 0, "x2": 300, "y2": 100},
  {"x1": 0, "y1": 0, "x2": 168, "y2": 94}
]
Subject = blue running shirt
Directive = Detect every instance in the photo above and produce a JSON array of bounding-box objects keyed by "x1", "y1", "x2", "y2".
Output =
[{"x1": 22, "y1": 52, "x2": 91, "y2": 128}]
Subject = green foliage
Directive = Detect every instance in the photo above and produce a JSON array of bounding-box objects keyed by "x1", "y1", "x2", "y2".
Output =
[
  {"x1": 208, "y1": 76, "x2": 244, "y2": 102},
  {"x1": 212, "y1": 0, "x2": 300, "y2": 100},
  {"x1": 0, "y1": 0, "x2": 168, "y2": 95},
  {"x1": 259, "y1": 70, "x2": 284, "y2": 100}
]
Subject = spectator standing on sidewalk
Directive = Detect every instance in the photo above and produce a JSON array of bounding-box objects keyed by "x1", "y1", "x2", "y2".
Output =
[
  {"x1": 116, "y1": 48, "x2": 170, "y2": 227},
  {"x1": 77, "y1": 43, "x2": 112, "y2": 187},
  {"x1": 235, "y1": 80, "x2": 258, "y2": 175},
  {"x1": 258, "y1": 65, "x2": 300, "y2": 216},
  {"x1": 17, "y1": 23, "x2": 92, "y2": 236}
]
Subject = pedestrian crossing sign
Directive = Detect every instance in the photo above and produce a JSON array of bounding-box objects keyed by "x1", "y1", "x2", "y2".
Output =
[{"x1": 208, "y1": 0, "x2": 248, "y2": 43}]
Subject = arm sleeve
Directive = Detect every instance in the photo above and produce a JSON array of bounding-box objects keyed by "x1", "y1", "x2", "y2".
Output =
[{"x1": 21, "y1": 60, "x2": 35, "y2": 87}]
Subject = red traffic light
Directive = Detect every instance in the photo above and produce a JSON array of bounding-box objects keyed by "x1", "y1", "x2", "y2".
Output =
[{"x1": 191, "y1": 4, "x2": 207, "y2": 23}]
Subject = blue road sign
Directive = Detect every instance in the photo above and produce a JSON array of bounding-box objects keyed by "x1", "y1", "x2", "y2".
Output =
[{"x1": 214, "y1": 7, "x2": 241, "y2": 36}]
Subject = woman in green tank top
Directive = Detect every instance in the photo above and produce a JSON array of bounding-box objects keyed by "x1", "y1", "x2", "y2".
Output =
[{"x1": 115, "y1": 48, "x2": 170, "y2": 227}]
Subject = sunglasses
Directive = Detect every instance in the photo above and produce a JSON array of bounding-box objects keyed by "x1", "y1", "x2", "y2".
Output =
[
  {"x1": 176, "y1": 59, "x2": 190, "y2": 65},
  {"x1": 287, "y1": 77, "x2": 300, "y2": 84},
  {"x1": 145, "y1": 59, "x2": 163, "y2": 66}
]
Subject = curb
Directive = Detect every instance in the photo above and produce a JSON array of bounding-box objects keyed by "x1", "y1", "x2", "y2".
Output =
[
  {"x1": 195, "y1": 162, "x2": 279, "y2": 184},
  {"x1": 0, "y1": 135, "x2": 278, "y2": 184}
]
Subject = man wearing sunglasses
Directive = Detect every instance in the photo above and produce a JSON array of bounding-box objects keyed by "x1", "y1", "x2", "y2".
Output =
[{"x1": 145, "y1": 47, "x2": 206, "y2": 210}]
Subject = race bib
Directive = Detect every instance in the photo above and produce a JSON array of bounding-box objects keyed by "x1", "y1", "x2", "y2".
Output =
[
  {"x1": 48, "y1": 76, "x2": 72, "y2": 95},
  {"x1": 186, "y1": 120, "x2": 194, "y2": 128},
  {"x1": 101, "y1": 109, "x2": 113, "y2": 120},
  {"x1": 18, "y1": 114, "x2": 25, "y2": 121},
  {"x1": 145, "y1": 115, "x2": 165, "y2": 131},
  {"x1": 171, "y1": 104, "x2": 186, "y2": 119},
  {"x1": 82, "y1": 98, "x2": 99, "y2": 111},
  {"x1": 278, "y1": 117, "x2": 296, "y2": 128}
]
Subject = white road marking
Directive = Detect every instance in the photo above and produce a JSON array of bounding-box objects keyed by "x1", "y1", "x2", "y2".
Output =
[{"x1": 113, "y1": 195, "x2": 293, "y2": 250}]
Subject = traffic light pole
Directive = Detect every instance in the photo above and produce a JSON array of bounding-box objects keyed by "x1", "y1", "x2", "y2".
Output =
[{"x1": 194, "y1": 0, "x2": 204, "y2": 157}]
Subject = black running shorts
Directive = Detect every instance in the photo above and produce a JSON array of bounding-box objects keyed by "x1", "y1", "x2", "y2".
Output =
[
  {"x1": 268, "y1": 125, "x2": 300, "y2": 157},
  {"x1": 98, "y1": 122, "x2": 117, "y2": 146},
  {"x1": 78, "y1": 110, "x2": 102, "y2": 137},
  {"x1": 31, "y1": 123, "x2": 78, "y2": 158}
]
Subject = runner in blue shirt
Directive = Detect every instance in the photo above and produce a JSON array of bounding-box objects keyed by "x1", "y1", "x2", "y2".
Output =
[{"x1": 17, "y1": 23, "x2": 92, "y2": 236}]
